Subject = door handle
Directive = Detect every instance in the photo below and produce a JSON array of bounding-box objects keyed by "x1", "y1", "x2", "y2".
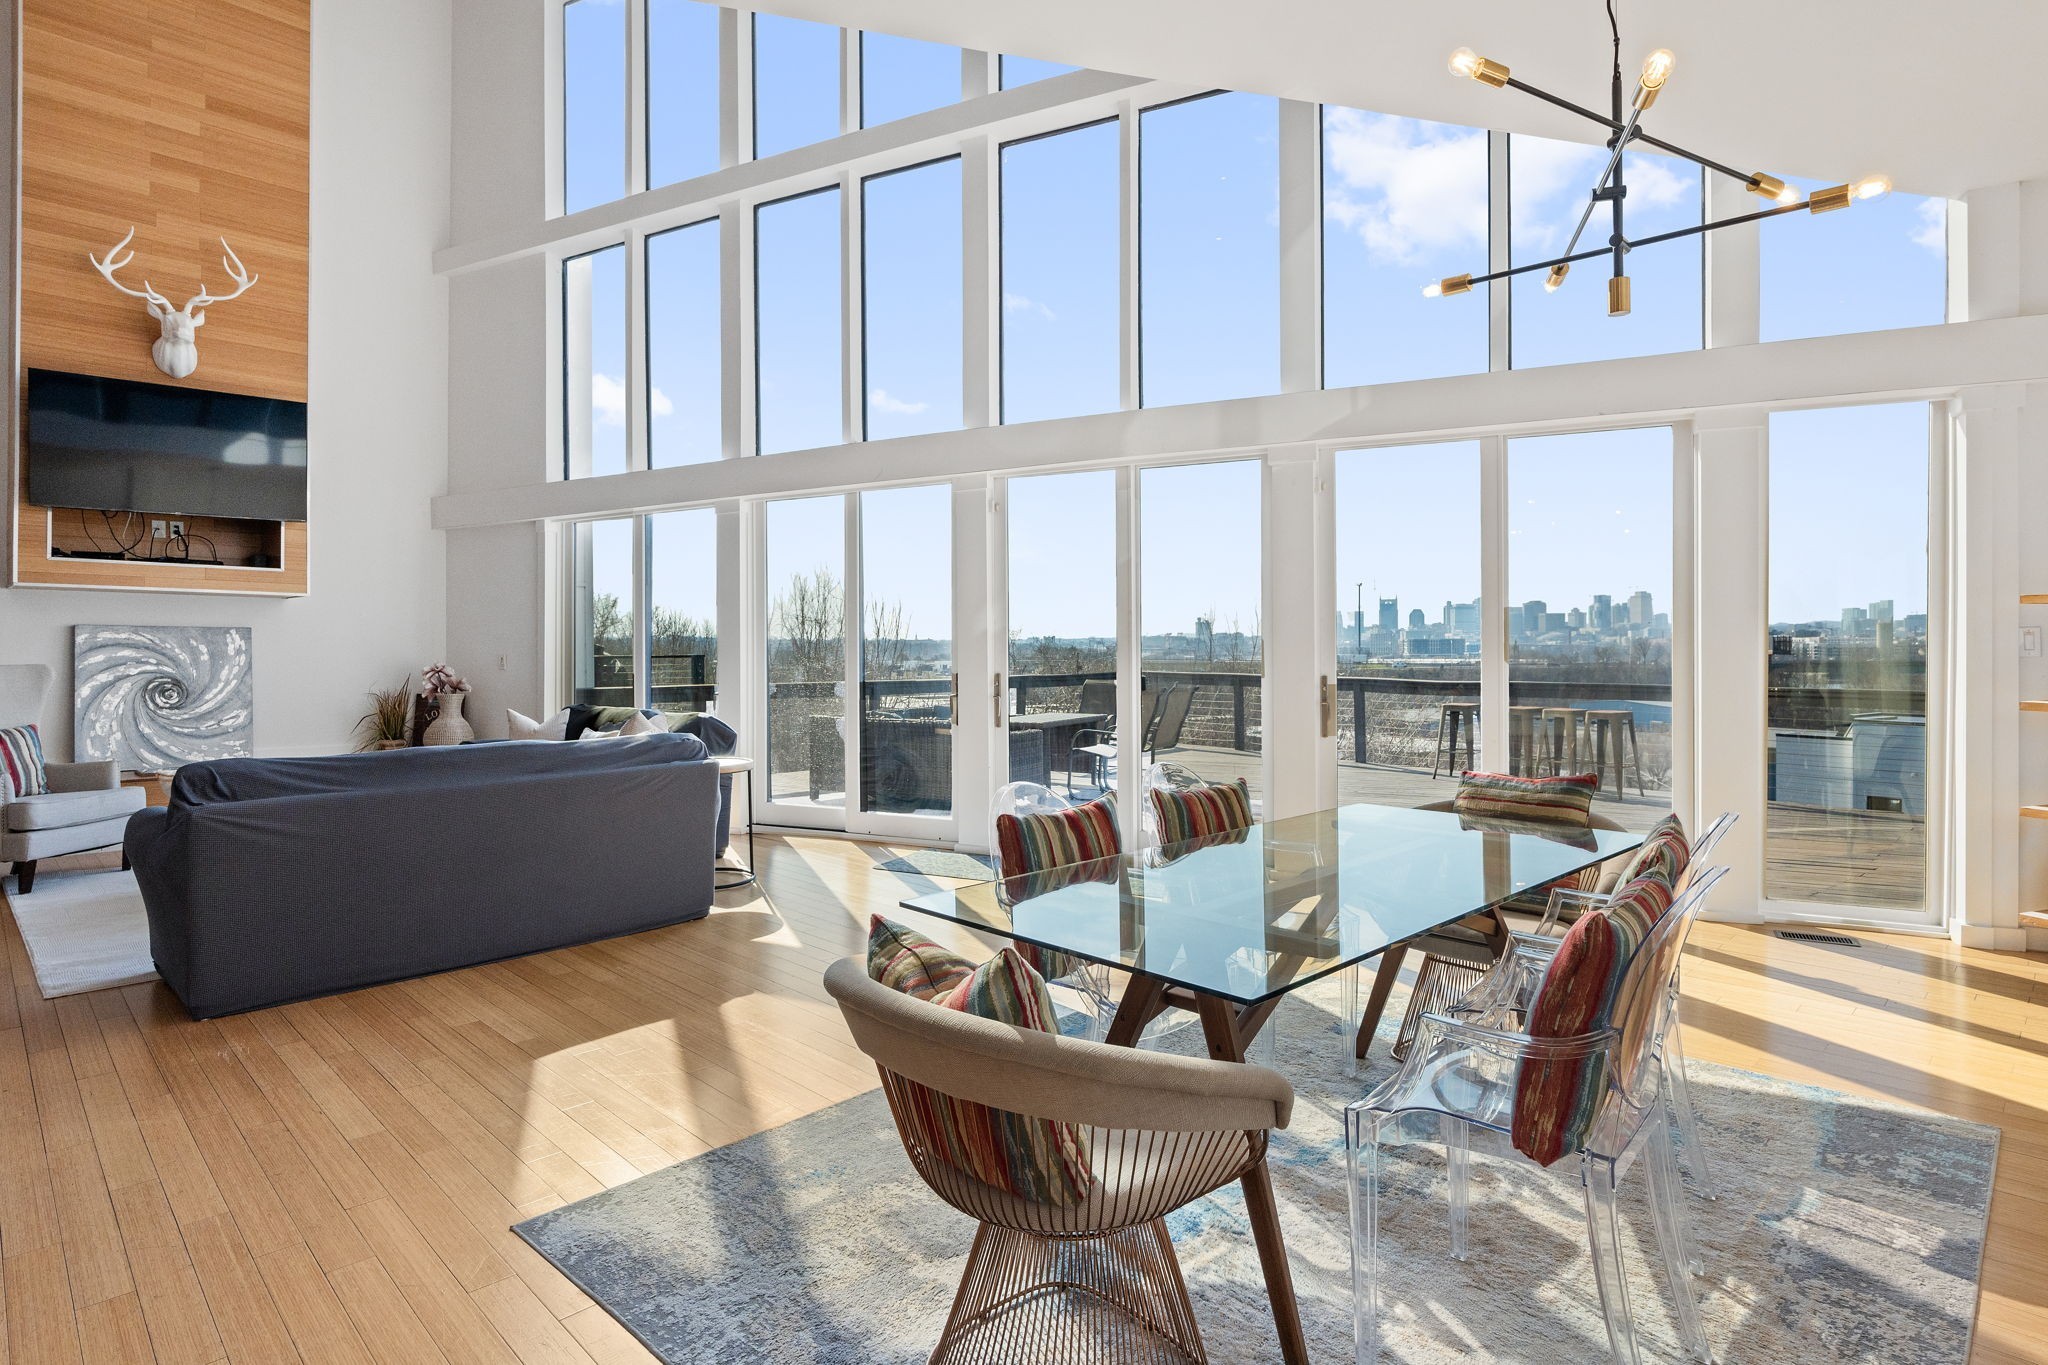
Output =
[
  {"x1": 1320, "y1": 675, "x2": 1337, "y2": 739},
  {"x1": 992, "y1": 671, "x2": 1005, "y2": 727}
]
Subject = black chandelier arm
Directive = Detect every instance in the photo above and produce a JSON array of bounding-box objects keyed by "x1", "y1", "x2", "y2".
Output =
[
  {"x1": 1451, "y1": 198, "x2": 1813, "y2": 291},
  {"x1": 1502, "y1": 75, "x2": 1760, "y2": 187},
  {"x1": 1455, "y1": 244, "x2": 1617, "y2": 289}
]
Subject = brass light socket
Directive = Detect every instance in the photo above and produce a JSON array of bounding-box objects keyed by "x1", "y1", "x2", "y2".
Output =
[
  {"x1": 1439, "y1": 273, "x2": 1474, "y2": 296},
  {"x1": 1808, "y1": 184, "x2": 1852, "y2": 214},
  {"x1": 1608, "y1": 275, "x2": 1632, "y2": 316},
  {"x1": 1746, "y1": 172, "x2": 1788, "y2": 201},
  {"x1": 1632, "y1": 82, "x2": 1662, "y2": 111},
  {"x1": 1473, "y1": 57, "x2": 1510, "y2": 87}
]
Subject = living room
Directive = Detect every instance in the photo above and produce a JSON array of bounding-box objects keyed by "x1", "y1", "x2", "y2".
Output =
[{"x1": 2, "y1": 0, "x2": 2046, "y2": 1361}]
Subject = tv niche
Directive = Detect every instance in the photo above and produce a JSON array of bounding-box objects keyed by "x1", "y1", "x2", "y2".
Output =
[{"x1": 25, "y1": 367, "x2": 307, "y2": 568}]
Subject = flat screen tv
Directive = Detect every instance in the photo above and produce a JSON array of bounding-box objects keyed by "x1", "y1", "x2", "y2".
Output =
[{"x1": 25, "y1": 368, "x2": 308, "y2": 522}]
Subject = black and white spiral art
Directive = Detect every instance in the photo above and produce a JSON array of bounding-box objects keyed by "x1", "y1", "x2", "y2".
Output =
[{"x1": 73, "y1": 626, "x2": 253, "y2": 770}]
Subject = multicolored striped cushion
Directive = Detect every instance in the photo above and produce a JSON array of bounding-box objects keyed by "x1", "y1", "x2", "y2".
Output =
[
  {"x1": 1511, "y1": 872, "x2": 1676, "y2": 1166},
  {"x1": 994, "y1": 794, "x2": 1121, "y2": 913},
  {"x1": 1453, "y1": 770, "x2": 1598, "y2": 827},
  {"x1": 0, "y1": 725, "x2": 48, "y2": 799},
  {"x1": 1608, "y1": 813, "x2": 1689, "y2": 891},
  {"x1": 868, "y1": 925, "x2": 1096, "y2": 1206},
  {"x1": 1150, "y1": 778, "x2": 1253, "y2": 846},
  {"x1": 866, "y1": 915, "x2": 975, "y2": 1001}
]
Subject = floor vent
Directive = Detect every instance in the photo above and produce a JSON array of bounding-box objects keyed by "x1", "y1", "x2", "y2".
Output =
[{"x1": 1772, "y1": 929, "x2": 1861, "y2": 948}]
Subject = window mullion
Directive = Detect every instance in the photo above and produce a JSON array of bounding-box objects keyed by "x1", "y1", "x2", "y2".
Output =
[
  {"x1": 626, "y1": 0, "x2": 647, "y2": 196},
  {"x1": 625, "y1": 227, "x2": 649, "y2": 471},
  {"x1": 1479, "y1": 434, "x2": 1509, "y2": 768},
  {"x1": 843, "y1": 170, "x2": 865, "y2": 445},
  {"x1": 720, "y1": 7, "x2": 751, "y2": 169},
  {"x1": 1276, "y1": 100, "x2": 1320, "y2": 394},
  {"x1": 962, "y1": 133, "x2": 998, "y2": 430},
  {"x1": 1117, "y1": 99, "x2": 1139, "y2": 412},
  {"x1": 1488, "y1": 130, "x2": 1509, "y2": 373}
]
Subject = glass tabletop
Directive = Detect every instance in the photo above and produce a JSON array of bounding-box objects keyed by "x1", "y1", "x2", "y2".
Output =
[{"x1": 899, "y1": 803, "x2": 1643, "y2": 1006}]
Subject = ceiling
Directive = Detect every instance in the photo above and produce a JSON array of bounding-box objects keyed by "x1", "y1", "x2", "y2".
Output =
[{"x1": 749, "y1": 0, "x2": 2046, "y2": 197}]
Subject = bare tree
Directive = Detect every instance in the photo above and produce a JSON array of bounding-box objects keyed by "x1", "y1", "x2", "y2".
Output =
[
  {"x1": 865, "y1": 599, "x2": 912, "y2": 680},
  {"x1": 770, "y1": 569, "x2": 844, "y2": 682}
]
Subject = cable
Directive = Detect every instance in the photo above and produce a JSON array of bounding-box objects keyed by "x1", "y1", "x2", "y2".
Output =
[
  {"x1": 1607, "y1": 0, "x2": 1620, "y2": 82},
  {"x1": 186, "y1": 532, "x2": 218, "y2": 562}
]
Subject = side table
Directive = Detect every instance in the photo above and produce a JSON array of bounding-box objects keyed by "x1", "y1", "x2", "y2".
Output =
[
  {"x1": 121, "y1": 769, "x2": 174, "y2": 807},
  {"x1": 715, "y1": 756, "x2": 757, "y2": 890}
]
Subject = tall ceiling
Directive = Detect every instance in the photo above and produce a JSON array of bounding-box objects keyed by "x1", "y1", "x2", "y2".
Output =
[{"x1": 751, "y1": 0, "x2": 2046, "y2": 197}]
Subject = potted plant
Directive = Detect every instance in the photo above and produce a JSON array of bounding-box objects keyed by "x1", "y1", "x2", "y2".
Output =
[
  {"x1": 355, "y1": 678, "x2": 413, "y2": 751},
  {"x1": 416, "y1": 663, "x2": 474, "y2": 746}
]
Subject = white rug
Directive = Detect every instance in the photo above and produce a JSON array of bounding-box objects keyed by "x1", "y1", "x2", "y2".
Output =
[{"x1": 5, "y1": 869, "x2": 158, "y2": 998}]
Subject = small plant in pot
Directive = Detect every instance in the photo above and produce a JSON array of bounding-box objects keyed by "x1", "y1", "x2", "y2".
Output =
[
  {"x1": 355, "y1": 678, "x2": 413, "y2": 751},
  {"x1": 415, "y1": 663, "x2": 475, "y2": 746}
]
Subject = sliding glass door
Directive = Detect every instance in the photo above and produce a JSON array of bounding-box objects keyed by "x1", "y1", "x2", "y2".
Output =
[
  {"x1": 763, "y1": 495, "x2": 847, "y2": 821},
  {"x1": 1005, "y1": 470, "x2": 1121, "y2": 799}
]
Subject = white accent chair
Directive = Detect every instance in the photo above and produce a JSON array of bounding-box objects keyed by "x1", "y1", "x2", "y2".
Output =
[{"x1": 0, "y1": 664, "x2": 144, "y2": 894}]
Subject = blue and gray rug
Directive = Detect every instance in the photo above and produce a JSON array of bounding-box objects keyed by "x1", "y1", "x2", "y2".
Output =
[{"x1": 516, "y1": 979, "x2": 1997, "y2": 1363}]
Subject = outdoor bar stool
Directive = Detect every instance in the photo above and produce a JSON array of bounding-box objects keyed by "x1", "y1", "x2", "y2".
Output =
[
  {"x1": 1541, "y1": 707, "x2": 1587, "y2": 776},
  {"x1": 1430, "y1": 701, "x2": 1480, "y2": 778},
  {"x1": 1586, "y1": 708, "x2": 1645, "y2": 797},
  {"x1": 1506, "y1": 706, "x2": 1546, "y2": 776}
]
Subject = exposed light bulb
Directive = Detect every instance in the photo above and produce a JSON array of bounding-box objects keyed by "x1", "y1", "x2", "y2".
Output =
[
  {"x1": 1422, "y1": 280, "x2": 1443, "y2": 298},
  {"x1": 1448, "y1": 47, "x2": 1480, "y2": 79},
  {"x1": 1639, "y1": 49, "x2": 1676, "y2": 88},
  {"x1": 1424, "y1": 273, "x2": 1474, "y2": 298},
  {"x1": 1852, "y1": 174, "x2": 1892, "y2": 201},
  {"x1": 1544, "y1": 263, "x2": 1570, "y2": 293},
  {"x1": 1776, "y1": 183, "x2": 1802, "y2": 206}
]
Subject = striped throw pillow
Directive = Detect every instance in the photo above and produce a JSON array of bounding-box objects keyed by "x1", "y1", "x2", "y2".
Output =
[
  {"x1": 0, "y1": 724, "x2": 48, "y2": 799},
  {"x1": 866, "y1": 915, "x2": 975, "y2": 1001},
  {"x1": 871, "y1": 933, "x2": 1097, "y2": 1206},
  {"x1": 1510, "y1": 872, "x2": 1675, "y2": 1166},
  {"x1": 1608, "y1": 813, "x2": 1689, "y2": 891},
  {"x1": 1150, "y1": 778, "x2": 1254, "y2": 846},
  {"x1": 1453, "y1": 771, "x2": 1598, "y2": 828},
  {"x1": 994, "y1": 793, "x2": 1122, "y2": 914}
]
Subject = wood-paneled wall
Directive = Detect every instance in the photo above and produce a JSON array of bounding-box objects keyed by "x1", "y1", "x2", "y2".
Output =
[{"x1": 11, "y1": 0, "x2": 311, "y2": 595}]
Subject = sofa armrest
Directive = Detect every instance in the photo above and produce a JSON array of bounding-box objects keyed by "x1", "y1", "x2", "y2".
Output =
[{"x1": 47, "y1": 760, "x2": 120, "y2": 793}]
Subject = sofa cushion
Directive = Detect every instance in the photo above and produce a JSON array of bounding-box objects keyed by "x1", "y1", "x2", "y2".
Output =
[
  {"x1": 506, "y1": 707, "x2": 571, "y2": 741},
  {"x1": 7, "y1": 784, "x2": 145, "y2": 831},
  {"x1": 171, "y1": 730, "x2": 712, "y2": 807},
  {"x1": 1, "y1": 723, "x2": 48, "y2": 799}
]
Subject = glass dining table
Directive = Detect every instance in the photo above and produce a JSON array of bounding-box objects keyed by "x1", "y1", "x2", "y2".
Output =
[{"x1": 898, "y1": 802, "x2": 1641, "y2": 1363}]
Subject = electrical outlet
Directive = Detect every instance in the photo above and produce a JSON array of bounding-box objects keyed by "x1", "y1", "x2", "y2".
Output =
[
  {"x1": 168, "y1": 520, "x2": 184, "y2": 538},
  {"x1": 2024, "y1": 627, "x2": 2042, "y2": 658},
  {"x1": 149, "y1": 518, "x2": 166, "y2": 539}
]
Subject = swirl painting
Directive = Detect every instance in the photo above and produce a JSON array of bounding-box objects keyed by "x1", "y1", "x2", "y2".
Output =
[{"x1": 73, "y1": 626, "x2": 253, "y2": 770}]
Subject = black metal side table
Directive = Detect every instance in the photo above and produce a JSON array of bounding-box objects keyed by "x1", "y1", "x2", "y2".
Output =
[{"x1": 715, "y1": 756, "x2": 757, "y2": 890}]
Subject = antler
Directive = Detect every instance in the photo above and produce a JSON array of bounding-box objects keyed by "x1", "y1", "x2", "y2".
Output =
[
  {"x1": 185, "y1": 238, "x2": 258, "y2": 314},
  {"x1": 88, "y1": 228, "x2": 171, "y2": 312}
]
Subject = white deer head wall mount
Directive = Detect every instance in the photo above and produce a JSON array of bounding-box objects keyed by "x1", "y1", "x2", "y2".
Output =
[{"x1": 88, "y1": 228, "x2": 259, "y2": 380}]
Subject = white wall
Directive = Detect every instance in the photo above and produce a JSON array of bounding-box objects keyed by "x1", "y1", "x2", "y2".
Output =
[{"x1": 0, "y1": 0, "x2": 453, "y2": 760}]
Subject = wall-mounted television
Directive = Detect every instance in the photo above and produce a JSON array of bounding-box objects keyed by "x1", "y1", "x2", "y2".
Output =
[{"x1": 25, "y1": 368, "x2": 308, "y2": 522}]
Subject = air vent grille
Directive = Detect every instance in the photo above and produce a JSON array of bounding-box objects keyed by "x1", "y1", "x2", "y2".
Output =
[{"x1": 1772, "y1": 929, "x2": 1860, "y2": 947}]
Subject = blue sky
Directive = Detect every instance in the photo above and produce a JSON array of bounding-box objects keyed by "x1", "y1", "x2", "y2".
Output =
[{"x1": 574, "y1": 18, "x2": 1948, "y2": 658}]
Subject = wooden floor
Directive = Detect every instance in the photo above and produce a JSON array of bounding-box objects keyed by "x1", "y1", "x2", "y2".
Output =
[{"x1": 0, "y1": 837, "x2": 2041, "y2": 1363}]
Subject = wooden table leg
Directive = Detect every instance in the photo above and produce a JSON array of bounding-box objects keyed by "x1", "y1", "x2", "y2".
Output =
[
  {"x1": 1241, "y1": 1150, "x2": 1311, "y2": 1365},
  {"x1": 1103, "y1": 972, "x2": 1168, "y2": 1048},
  {"x1": 1356, "y1": 941, "x2": 1409, "y2": 1060}
]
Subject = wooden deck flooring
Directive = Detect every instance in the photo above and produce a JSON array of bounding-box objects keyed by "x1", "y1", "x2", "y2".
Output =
[{"x1": 0, "y1": 833, "x2": 2015, "y2": 1363}]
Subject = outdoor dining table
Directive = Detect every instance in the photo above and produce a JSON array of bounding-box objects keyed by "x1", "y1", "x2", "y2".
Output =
[
  {"x1": 899, "y1": 801, "x2": 1642, "y2": 1365},
  {"x1": 1006, "y1": 710, "x2": 1107, "y2": 783}
]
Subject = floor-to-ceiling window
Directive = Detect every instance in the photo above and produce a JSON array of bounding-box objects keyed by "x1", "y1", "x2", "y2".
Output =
[
  {"x1": 648, "y1": 509, "x2": 719, "y2": 714},
  {"x1": 1322, "y1": 109, "x2": 1489, "y2": 387},
  {"x1": 562, "y1": 244, "x2": 628, "y2": 478},
  {"x1": 1000, "y1": 120, "x2": 1120, "y2": 424},
  {"x1": 1140, "y1": 460, "x2": 1264, "y2": 807},
  {"x1": 755, "y1": 187, "x2": 843, "y2": 455},
  {"x1": 646, "y1": 219, "x2": 722, "y2": 467},
  {"x1": 764, "y1": 496, "x2": 847, "y2": 810},
  {"x1": 571, "y1": 518, "x2": 637, "y2": 706},
  {"x1": 1139, "y1": 93, "x2": 1281, "y2": 407},
  {"x1": 1765, "y1": 403, "x2": 1931, "y2": 914},
  {"x1": 863, "y1": 158, "x2": 963, "y2": 439},
  {"x1": 1507, "y1": 427, "x2": 1674, "y2": 831},
  {"x1": 860, "y1": 486, "x2": 954, "y2": 818},
  {"x1": 1006, "y1": 470, "x2": 1120, "y2": 794},
  {"x1": 1332, "y1": 442, "x2": 1483, "y2": 804}
]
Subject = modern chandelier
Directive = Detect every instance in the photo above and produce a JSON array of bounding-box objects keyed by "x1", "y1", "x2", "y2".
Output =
[{"x1": 1425, "y1": 7, "x2": 1891, "y2": 316}]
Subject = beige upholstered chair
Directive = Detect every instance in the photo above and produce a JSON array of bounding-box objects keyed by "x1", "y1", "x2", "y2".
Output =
[
  {"x1": 824, "y1": 958, "x2": 1296, "y2": 1364},
  {"x1": 0, "y1": 664, "x2": 144, "y2": 894}
]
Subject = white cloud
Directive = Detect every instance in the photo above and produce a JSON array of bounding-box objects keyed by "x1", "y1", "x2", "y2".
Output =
[
  {"x1": 1003, "y1": 291, "x2": 1056, "y2": 321},
  {"x1": 591, "y1": 374, "x2": 674, "y2": 424},
  {"x1": 868, "y1": 388, "x2": 928, "y2": 416},
  {"x1": 591, "y1": 372, "x2": 627, "y2": 427},
  {"x1": 1911, "y1": 198, "x2": 1946, "y2": 254},
  {"x1": 1321, "y1": 109, "x2": 1487, "y2": 265}
]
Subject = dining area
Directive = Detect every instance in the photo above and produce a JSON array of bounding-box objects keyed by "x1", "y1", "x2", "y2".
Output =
[{"x1": 825, "y1": 768, "x2": 1741, "y2": 1364}]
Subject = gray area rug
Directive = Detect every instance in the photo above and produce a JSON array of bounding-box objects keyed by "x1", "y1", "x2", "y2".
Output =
[
  {"x1": 516, "y1": 977, "x2": 1997, "y2": 1363},
  {"x1": 871, "y1": 849, "x2": 996, "y2": 880}
]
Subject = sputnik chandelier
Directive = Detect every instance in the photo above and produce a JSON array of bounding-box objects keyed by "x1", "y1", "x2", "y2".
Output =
[{"x1": 1425, "y1": 5, "x2": 1891, "y2": 316}]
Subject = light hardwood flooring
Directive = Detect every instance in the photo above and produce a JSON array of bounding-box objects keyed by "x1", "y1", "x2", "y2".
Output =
[{"x1": 0, "y1": 837, "x2": 2043, "y2": 1363}]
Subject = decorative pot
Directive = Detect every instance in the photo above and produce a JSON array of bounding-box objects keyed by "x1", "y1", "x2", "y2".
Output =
[
  {"x1": 374, "y1": 739, "x2": 408, "y2": 751},
  {"x1": 419, "y1": 691, "x2": 474, "y2": 746}
]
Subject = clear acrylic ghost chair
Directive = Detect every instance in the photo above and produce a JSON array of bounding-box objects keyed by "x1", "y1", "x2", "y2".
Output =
[
  {"x1": 1346, "y1": 865, "x2": 1728, "y2": 1365},
  {"x1": 1464, "y1": 811, "x2": 1738, "y2": 1198},
  {"x1": 990, "y1": 781, "x2": 1118, "y2": 1040}
]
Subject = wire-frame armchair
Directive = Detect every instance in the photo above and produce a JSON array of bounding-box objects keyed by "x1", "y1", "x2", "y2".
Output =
[
  {"x1": 1345, "y1": 865, "x2": 1729, "y2": 1365},
  {"x1": 825, "y1": 959, "x2": 1298, "y2": 1364}
]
